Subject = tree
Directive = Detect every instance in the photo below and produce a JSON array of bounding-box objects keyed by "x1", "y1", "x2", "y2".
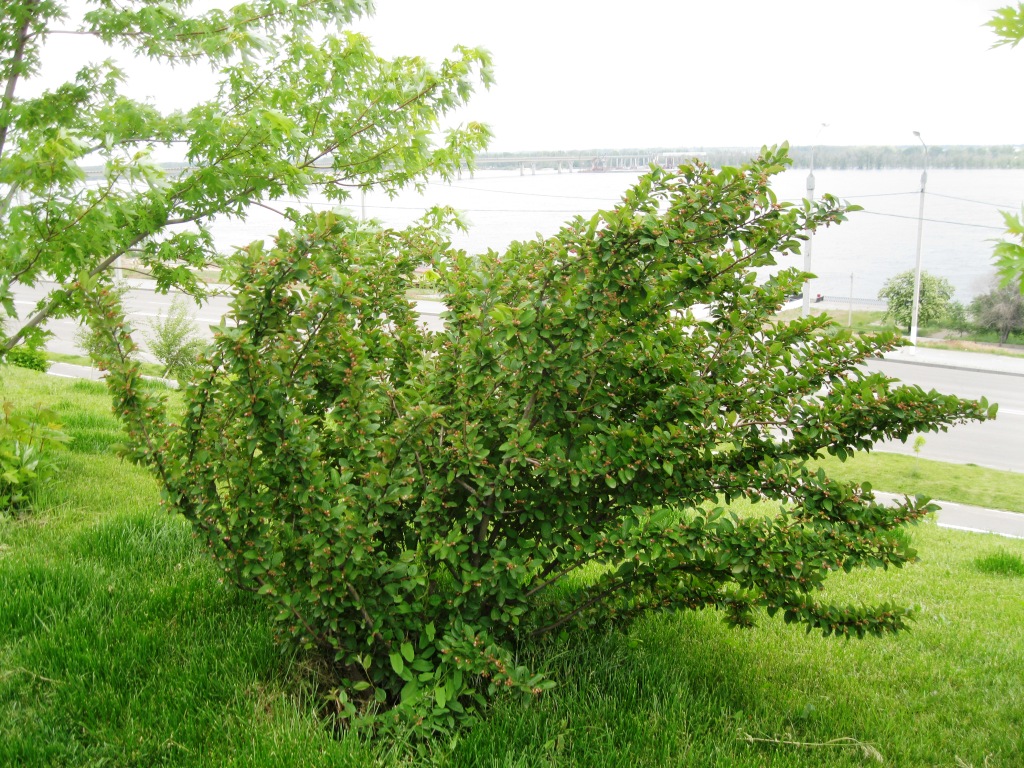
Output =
[
  {"x1": 988, "y1": 4, "x2": 1024, "y2": 291},
  {"x1": 144, "y1": 295, "x2": 206, "y2": 381},
  {"x1": 80, "y1": 147, "x2": 994, "y2": 732},
  {"x1": 970, "y1": 282, "x2": 1024, "y2": 344},
  {"x1": 0, "y1": 0, "x2": 492, "y2": 357},
  {"x1": 878, "y1": 270, "x2": 955, "y2": 333}
]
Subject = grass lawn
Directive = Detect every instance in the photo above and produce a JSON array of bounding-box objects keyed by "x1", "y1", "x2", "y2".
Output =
[
  {"x1": 2, "y1": 366, "x2": 1023, "y2": 766},
  {"x1": 773, "y1": 307, "x2": 1024, "y2": 356},
  {"x1": 813, "y1": 451, "x2": 1024, "y2": 515}
]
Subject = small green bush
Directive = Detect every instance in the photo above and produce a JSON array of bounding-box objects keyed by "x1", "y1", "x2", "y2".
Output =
[
  {"x1": 975, "y1": 549, "x2": 1024, "y2": 577},
  {"x1": 5, "y1": 346, "x2": 49, "y2": 372},
  {"x1": 0, "y1": 400, "x2": 69, "y2": 514}
]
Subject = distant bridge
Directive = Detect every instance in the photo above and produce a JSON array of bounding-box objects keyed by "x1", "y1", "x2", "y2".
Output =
[{"x1": 468, "y1": 152, "x2": 706, "y2": 175}]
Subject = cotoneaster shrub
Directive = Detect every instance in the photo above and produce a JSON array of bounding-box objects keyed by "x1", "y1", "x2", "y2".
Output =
[{"x1": 79, "y1": 147, "x2": 994, "y2": 733}]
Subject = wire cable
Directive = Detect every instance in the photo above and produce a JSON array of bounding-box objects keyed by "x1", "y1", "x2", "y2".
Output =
[
  {"x1": 855, "y1": 210, "x2": 1004, "y2": 230},
  {"x1": 927, "y1": 191, "x2": 1020, "y2": 209}
]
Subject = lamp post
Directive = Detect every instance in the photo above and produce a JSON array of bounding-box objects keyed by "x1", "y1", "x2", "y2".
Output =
[
  {"x1": 802, "y1": 123, "x2": 828, "y2": 317},
  {"x1": 908, "y1": 131, "x2": 928, "y2": 349}
]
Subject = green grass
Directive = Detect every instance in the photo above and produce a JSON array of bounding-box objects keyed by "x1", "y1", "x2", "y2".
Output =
[
  {"x1": 3, "y1": 365, "x2": 1024, "y2": 767},
  {"x1": 813, "y1": 451, "x2": 1024, "y2": 515},
  {"x1": 917, "y1": 339, "x2": 1024, "y2": 358},
  {"x1": 774, "y1": 308, "x2": 1024, "y2": 353},
  {"x1": 774, "y1": 307, "x2": 895, "y2": 335},
  {"x1": 974, "y1": 550, "x2": 1024, "y2": 577}
]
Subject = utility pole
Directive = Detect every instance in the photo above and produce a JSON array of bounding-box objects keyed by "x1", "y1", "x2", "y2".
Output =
[
  {"x1": 909, "y1": 131, "x2": 928, "y2": 350},
  {"x1": 848, "y1": 273, "x2": 854, "y2": 327},
  {"x1": 803, "y1": 123, "x2": 828, "y2": 317}
]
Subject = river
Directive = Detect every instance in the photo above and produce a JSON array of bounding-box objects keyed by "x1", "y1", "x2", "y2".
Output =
[{"x1": 208, "y1": 165, "x2": 1024, "y2": 303}]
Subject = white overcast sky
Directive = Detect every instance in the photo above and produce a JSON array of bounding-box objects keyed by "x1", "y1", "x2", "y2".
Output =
[
  {"x1": 32, "y1": 0, "x2": 1024, "y2": 151},
  {"x1": 354, "y1": 0, "x2": 1021, "y2": 150}
]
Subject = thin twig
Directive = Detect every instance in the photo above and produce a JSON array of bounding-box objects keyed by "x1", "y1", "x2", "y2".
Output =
[
  {"x1": 739, "y1": 733, "x2": 884, "y2": 763},
  {"x1": 2, "y1": 667, "x2": 61, "y2": 685}
]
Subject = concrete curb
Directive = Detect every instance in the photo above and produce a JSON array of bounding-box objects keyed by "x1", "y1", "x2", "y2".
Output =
[{"x1": 879, "y1": 355, "x2": 1024, "y2": 379}]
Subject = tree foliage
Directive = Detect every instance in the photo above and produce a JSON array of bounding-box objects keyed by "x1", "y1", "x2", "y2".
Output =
[
  {"x1": 878, "y1": 270, "x2": 955, "y2": 332},
  {"x1": 993, "y1": 207, "x2": 1024, "y2": 294},
  {"x1": 145, "y1": 295, "x2": 206, "y2": 382},
  {"x1": 988, "y1": 2, "x2": 1024, "y2": 48},
  {"x1": 78, "y1": 147, "x2": 994, "y2": 732},
  {"x1": 988, "y1": 5, "x2": 1024, "y2": 292},
  {"x1": 0, "y1": 0, "x2": 492, "y2": 357},
  {"x1": 970, "y1": 282, "x2": 1024, "y2": 344}
]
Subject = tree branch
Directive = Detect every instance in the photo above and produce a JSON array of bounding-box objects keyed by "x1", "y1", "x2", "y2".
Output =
[
  {"x1": 0, "y1": 0, "x2": 36, "y2": 159},
  {"x1": 3, "y1": 234, "x2": 146, "y2": 352}
]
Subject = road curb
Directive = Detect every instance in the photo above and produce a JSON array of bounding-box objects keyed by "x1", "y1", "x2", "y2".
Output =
[{"x1": 877, "y1": 356, "x2": 1024, "y2": 378}]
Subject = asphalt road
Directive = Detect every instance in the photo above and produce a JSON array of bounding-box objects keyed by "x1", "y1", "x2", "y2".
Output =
[
  {"x1": 864, "y1": 359, "x2": 1023, "y2": 473},
  {"x1": 10, "y1": 282, "x2": 446, "y2": 358},
  {"x1": 10, "y1": 282, "x2": 1022, "y2": 472}
]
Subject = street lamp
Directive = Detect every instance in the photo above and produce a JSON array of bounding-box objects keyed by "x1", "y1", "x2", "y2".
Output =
[
  {"x1": 802, "y1": 123, "x2": 828, "y2": 317},
  {"x1": 908, "y1": 131, "x2": 928, "y2": 349}
]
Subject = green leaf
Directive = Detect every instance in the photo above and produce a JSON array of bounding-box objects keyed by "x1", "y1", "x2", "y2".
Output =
[{"x1": 389, "y1": 652, "x2": 405, "y2": 676}]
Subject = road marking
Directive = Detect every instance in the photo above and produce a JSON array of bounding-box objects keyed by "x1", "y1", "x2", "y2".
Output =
[{"x1": 937, "y1": 523, "x2": 1023, "y2": 540}]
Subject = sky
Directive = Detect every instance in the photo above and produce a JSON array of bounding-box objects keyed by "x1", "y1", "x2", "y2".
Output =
[{"x1": 29, "y1": 0, "x2": 1024, "y2": 151}]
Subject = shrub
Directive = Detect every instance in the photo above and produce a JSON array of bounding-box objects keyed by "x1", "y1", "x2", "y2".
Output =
[
  {"x1": 80, "y1": 147, "x2": 993, "y2": 733},
  {"x1": 943, "y1": 300, "x2": 974, "y2": 337},
  {"x1": 5, "y1": 346, "x2": 49, "y2": 372},
  {"x1": 75, "y1": 280, "x2": 133, "y2": 362},
  {"x1": 0, "y1": 400, "x2": 69, "y2": 514}
]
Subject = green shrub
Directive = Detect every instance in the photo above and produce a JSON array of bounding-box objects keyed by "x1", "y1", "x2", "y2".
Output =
[
  {"x1": 878, "y1": 270, "x2": 955, "y2": 332},
  {"x1": 5, "y1": 346, "x2": 49, "y2": 372},
  {"x1": 0, "y1": 400, "x2": 69, "y2": 514},
  {"x1": 943, "y1": 300, "x2": 974, "y2": 337},
  {"x1": 80, "y1": 148, "x2": 993, "y2": 734}
]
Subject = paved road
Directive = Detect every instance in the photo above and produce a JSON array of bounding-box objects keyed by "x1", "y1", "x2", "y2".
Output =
[
  {"x1": 10, "y1": 281, "x2": 447, "y2": 358},
  {"x1": 875, "y1": 492, "x2": 1023, "y2": 539},
  {"x1": 11, "y1": 281, "x2": 1023, "y2": 472},
  {"x1": 864, "y1": 358, "x2": 1024, "y2": 473}
]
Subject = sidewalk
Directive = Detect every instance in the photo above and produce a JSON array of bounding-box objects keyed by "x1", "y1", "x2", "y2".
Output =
[{"x1": 882, "y1": 344, "x2": 1024, "y2": 377}]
